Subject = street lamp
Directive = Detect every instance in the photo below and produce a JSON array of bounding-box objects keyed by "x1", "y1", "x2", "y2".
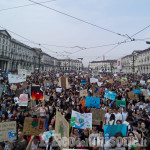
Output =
[{"x1": 146, "y1": 41, "x2": 150, "y2": 44}]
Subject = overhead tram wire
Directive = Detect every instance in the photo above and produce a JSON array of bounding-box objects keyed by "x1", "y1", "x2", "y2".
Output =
[
  {"x1": 0, "y1": 25, "x2": 62, "y2": 55},
  {"x1": 28, "y1": 0, "x2": 126, "y2": 38},
  {"x1": 0, "y1": 0, "x2": 56, "y2": 12}
]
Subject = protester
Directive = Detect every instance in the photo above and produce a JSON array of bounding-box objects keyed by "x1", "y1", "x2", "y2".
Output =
[{"x1": 0, "y1": 71, "x2": 150, "y2": 150}]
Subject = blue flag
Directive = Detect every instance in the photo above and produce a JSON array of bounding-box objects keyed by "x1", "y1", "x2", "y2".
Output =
[{"x1": 133, "y1": 89, "x2": 141, "y2": 95}]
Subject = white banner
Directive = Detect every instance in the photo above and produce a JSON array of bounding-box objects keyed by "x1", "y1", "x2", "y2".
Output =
[
  {"x1": 90, "y1": 78, "x2": 98, "y2": 84},
  {"x1": 8, "y1": 74, "x2": 26, "y2": 83},
  {"x1": 18, "y1": 69, "x2": 32, "y2": 76},
  {"x1": 117, "y1": 58, "x2": 122, "y2": 70},
  {"x1": 70, "y1": 110, "x2": 92, "y2": 130}
]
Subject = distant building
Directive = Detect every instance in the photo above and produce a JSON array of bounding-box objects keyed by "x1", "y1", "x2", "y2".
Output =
[
  {"x1": 0, "y1": 30, "x2": 83, "y2": 72},
  {"x1": 59, "y1": 59, "x2": 83, "y2": 72},
  {"x1": 89, "y1": 60, "x2": 117, "y2": 73}
]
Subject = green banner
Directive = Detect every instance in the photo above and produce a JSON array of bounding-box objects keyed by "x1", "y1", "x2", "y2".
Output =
[
  {"x1": 116, "y1": 100, "x2": 126, "y2": 107},
  {"x1": 131, "y1": 83, "x2": 136, "y2": 86}
]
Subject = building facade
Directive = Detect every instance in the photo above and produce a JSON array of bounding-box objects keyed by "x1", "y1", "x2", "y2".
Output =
[
  {"x1": 121, "y1": 49, "x2": 150, "y2": 74},
  {"x1": 0, "y1": 30, "x2": 83, "y2": 72},
  {"x1": 59, "y1": 59, "x2": 83, "y2": 72},
  {"x1": 89, "y1": 60, "x2": 117, "y2": 73}
]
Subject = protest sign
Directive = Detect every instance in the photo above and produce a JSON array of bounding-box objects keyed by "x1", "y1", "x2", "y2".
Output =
[
  {"x1": 103, "y1": 124, "x2": 127, "y2": 137},
  {"x1": 19, "y1": 94, "x2": 28, "y2": 106},
  {"x1": 147, "y1": 79, "x2": 150, "y2": 83},
  {"x1": 41, "y1": 130, "x2": 54, "y2": 143},
  {"x1": 28, "y1": 100, "x2": 36, "y2": 108},
  {"x1": 108, "y1": 79, "x2": 114, "y2": 84},
  {"x1": 121, "y1": 77, "x2": 127, "y2": 85},
  {"x1": 81, "y1": 99, "x2": 85, "y2": 109},
  {"x1": 116, "y1": 100, "x2": 126, "y2": 107},
  {"x1": 131, "y1": 82, "x2": 136, "y2": 86},
  {"x1": 81, "y1": 80, "x2": 86, "y2": 85},
  {"x1": 31, "y1": 85, "x2": 43, "y2": 100},
  {"x1": 44, "y1": 95, "x2": 50, "y2": 101},
  {"x1": 142, "y1": 90, "x2": 149, "y2": 100},
  {"x1": 92, "y1": 86, "x2": 100, "y2": 96},
  {"x1": 23, "y1": 118, "x2": 45, "y2": 136},
  {"x1": 90, "y1": 78, "x2": 98, "y2": 84},
  {"x1": 58, "y1": 77, "x2": 70, "y2": 89},
  {"x1": 0, "y1": 84, "x2": 4, "y2": 98},
  {"x1": 56, "y1": 88, "x2": 62, "y2": 93},
  {"x1": 90, "y1": 108, "x2": 106, "y2": 125},
  {"x1": 8, "y1": 74, "x2": 26, "y2": 83},
  {"x1": 70, "y1": 110, "x2": 92, "y2": 130},
  {"x1": 128, "y1": 91, "x2": 138, "y2": 100},
  {"x1": 14, "y1": 97, "x2": 19, "y2": 104},
  {"x1": 55, "y1": 111, "x2": 69, "y2": 148},
  {"x1": 10, "y1": 84, "x2": 17, "y2": 91},
  {"x1": 22, "y1": 82, "x2": 27, "y2": 89},
  {"x1": 80, "y1": 89, "x2": 88, "y2": 97},
  {"x1": 104, "y1": 90, "x2": 116, "y2": 101},
  {"x1": 0, "y1": 121, "x2": 16, "y2": 142},
  {"x1": 56, "y1": 73, "x2": 60, "y2": 78},
  {"x1": 97, "y1": 82, "x2": 103, "y2": 87},
  {"x1": 85, "y1": 96, "x2": 100, "y2": 108},
  {"x1": 44, "y1": 80, "x2": 51, "y2": 86},
  {"x1": 140, "y1": 80, "x2": 145, "y2": 85},
  {"x1": 133, "y1": 89, "x2": 141, "y2": 95}
]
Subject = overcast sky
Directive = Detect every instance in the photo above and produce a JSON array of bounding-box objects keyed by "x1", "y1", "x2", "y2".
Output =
[{"x1": 0, "y1": 0, "x2": 150, "y2": 67}]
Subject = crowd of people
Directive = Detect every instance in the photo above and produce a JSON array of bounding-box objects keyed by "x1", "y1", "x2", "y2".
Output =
[{"x1": 0, "y1": 71, "x2": 150, "y2": 150}]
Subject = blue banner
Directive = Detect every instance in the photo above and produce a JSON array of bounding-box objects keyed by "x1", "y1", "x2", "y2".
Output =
[
  {"x1": 104, "y1": 124, "x2": 127, "y2": 137},
  {"x1": 104, "y1": 90, "x2": 116, "y2": 101},
  {"x1": 133, "y1": 89, "x2": 141, "y2": 95},
  {"x1": 81, "y1": 80, "x2": 86, "y2": 85},
  {"x1": 85, "y1": 96, "x2": 100, "y2": 108}
]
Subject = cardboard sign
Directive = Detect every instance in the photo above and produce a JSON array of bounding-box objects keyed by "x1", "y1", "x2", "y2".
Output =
[
  {"x1": 22, "y1": 82, "x2": 27, "y2": 89},
  {"x1": 61, "y1": 77, "x2": 66, "y2": 88},
  {"x1": 10, "y1": 84, "x2": 17, "y2": 90},
  {"x1": 0, "y1": 121, "x2": 16, "y2": 142},
  {"x1": 92, "y1": 86, "x2": 100, "y2": 96},
  {"x1": 108, "y1": 79, "x2": 114, "y2": 84},
  {"x1": 70, "y1": 110, "x2": 92, "y2": 130},
  {"x1": 44, "y1": 95, "x2": 50, "y2": 101},
  {"x1": 85, "y1": 96, "x2": 100, "y2": 108},
  {"x1": 80, "y1": 89, "x2": 88, "y2": 97},
  {"x1": 44, "y1": 80, "x2": 51, "y2": 86},
  {"x1": 55, "y1": 111, "x2": 69, "y2": 148},
  {"x1": 90, "y1": 108, "x2": 106, "y2": 125},
  {"x1": 128, "y1": 91, "x2": 138, "y2": 100},
  {"x1": 28, "y1": 100, "x2": 36, "y2": 108},
  {"x1": 23, "y1": 118, "x2": 45, "y2": 136},
  {"x1": 142, "y1": 90, "x2": 149, "y2": 100},
  {"x1": 31, "y1": 85, "x2": 43, "y2": 100},
  {"x1": 19, "y1": 94, "x2": 28, "y2": 106}
]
